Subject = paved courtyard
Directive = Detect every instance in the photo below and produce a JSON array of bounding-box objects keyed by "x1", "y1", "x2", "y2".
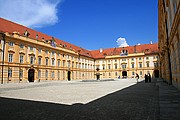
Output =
[
  {"x1": 0, "y1": 78, "x2": 180, "y2": 120},
  {"x1": 0, "y1": 78, "x2": 141, "y2": 105}
]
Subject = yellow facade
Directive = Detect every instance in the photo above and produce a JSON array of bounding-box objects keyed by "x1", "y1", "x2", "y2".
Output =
[
  {"x1": 0, "y1": 19, "x2": 159, "y2": 83},
  {"x1": 158, "y1": 0, "x2": 180, "y2": 90},
  {"x1": 95, "y1": 53, "x2": 159, "y2": 79},
  {"x1": 0, "y1": 32, "x2": 95, "y2": 83}
]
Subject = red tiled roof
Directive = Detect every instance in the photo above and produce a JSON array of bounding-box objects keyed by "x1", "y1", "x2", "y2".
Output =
[
  {"x1": 91, "y1": 44, "x2": 158, "y2": 59},
  {"x1": 0, "y1": 17, "x2": 158, "y2": 59}
]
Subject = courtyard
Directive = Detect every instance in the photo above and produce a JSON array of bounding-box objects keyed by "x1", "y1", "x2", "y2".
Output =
[
  {"x1": 0, "y1": 78, "x2": 142, "y2": 105},
  {"x1": 0, "y1": 78, "x2": 180, "y2": 120}
]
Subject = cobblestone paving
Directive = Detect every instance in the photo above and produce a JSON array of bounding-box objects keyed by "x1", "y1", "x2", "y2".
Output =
[{"x1": 0, "y1": 78, "x2": 179, "y2": 120}]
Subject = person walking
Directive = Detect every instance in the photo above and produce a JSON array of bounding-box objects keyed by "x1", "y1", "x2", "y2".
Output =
[
  {"x1": 148, "y1": 73, "x2": 151, "y2": 83},
  {"x1": 136, "y1": 73, "x2": 139, "y2": 83},
  {"x1": 145, "y1": 74, "x2": 148, "y2": 83}
]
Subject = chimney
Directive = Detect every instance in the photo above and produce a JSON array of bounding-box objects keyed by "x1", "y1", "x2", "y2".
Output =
[
  {"x1": 150, "y1": 40, "x2": 153, "y2": 44},
  {"x1": 134, "y1": 45, "x2": 136, "y2": 53},
  {"x1": 100, "y1": 48, "x2": 103, "y2": 53}
]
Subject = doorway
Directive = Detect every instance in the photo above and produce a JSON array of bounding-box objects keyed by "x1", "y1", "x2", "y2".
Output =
[
  {"x1": 68, "y1": 71, "x2": 71, "y2": 81},
  {"x1": 154, "y1": 70, "x2": 159, "y2": 78},
  {"x1": 28, "y1": 69, "x2": 35, "y2": 82},
  {"x1": 122, "y1": 71, "x2": 127, "y2": 78}
]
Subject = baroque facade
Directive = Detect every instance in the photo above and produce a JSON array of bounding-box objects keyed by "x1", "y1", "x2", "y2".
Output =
[
  {"x1": 0, "y1": 18, "x2": 159, "y2": 83},
  {"x1": 158, "y1": 0, "x2": 180, "y2": 90}
]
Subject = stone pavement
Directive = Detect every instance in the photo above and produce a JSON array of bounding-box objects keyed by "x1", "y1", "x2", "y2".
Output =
[
  {"x1": 0, "y1": 78, "x2": 179, "y2": 120},
  {"x1": 156, "y1": 79, "x2": 180, "y2": 120}
]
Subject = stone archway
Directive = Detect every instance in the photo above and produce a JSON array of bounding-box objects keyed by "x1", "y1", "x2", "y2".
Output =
[
  {"x1": 68, "y1": 71, "x2": 71, "y2": 81},
  {"x1": 154, "y1": 70, "x2": 159, "y2": 78},
  {"x1": 28, "y1": 69, "x2": 35, "y2": 82},
  {"x1": 122, "y1": 71, "x2": 127, "y2": 78}
]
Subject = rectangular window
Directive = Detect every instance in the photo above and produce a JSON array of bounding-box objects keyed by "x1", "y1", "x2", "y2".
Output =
[
  {"x1": 139, "y1": 57, "x2": 142, "y2": 60},
  {"x1": 45, "y1": 70, "x2": 48, "y2": 78},
  {"x1": 38, "y1": 57, "x2": 41, "y2": 65},
  {"x1": 19, "y1": 69, "x2": 23, "y2": 78},
  {"x1": 30, "y1": 46, "x2": 33, "y2": 50},
  {"x1": 8, "y1": 69, "x2": 12, "y2": 77},
  {"x1": 46, "y1": 50, "x2": 48, "y2": 54},
  {"x1": 115, "y1": 72, "x2": 118, "y2": 76},
  {"x1": 154, "y1": 62, "x2": 158, "y2": 68},
  {"x1": 108, "y1": 65, "x2": 111, "y2": 69},
  {"x1": 140, "y1": 71, "x2": 142, "y2": 75},
  {"x1": 132, "y1": 63, "x2": 134, "y2": 68},
  {"x1": 139, "y1": 63, "x2": 142, "y2": 68},
  {"x1": 20, "y1": 44, "x2": 24, "y2": 48},
  {"x1": 103, "y1": 65, "x2": 105, "y2": 70},
  {"x1": 122, "y1": 64, "x2": 126, "y2": 69},
  {"x1": 38, "y1": 49, "x2": 41, "y2": 53},
  {"x1": 132, "y1": 58, "x2": 134, "y2": 61},
  {"x1": 8, "y1": 54, "x2": 13, "y2": 62},
  {"x1": 132, "y1": 71, "x2": 135, "y2": 75},
  {"x1": 20, "y1": 55, "x2": 23, "y2": 63},
  {"x1": 72, "y1": 62, "x2": 74, "y2": 68},
  {"x1": 38, "y1": 70, "x2": 41, "y2": 79},
  {"x1": 146, "y1": 57, "x2": 149, "y2": 60},
  {"x1": 58, "y1": 71, "x2": 60, "y2": 79},
  {"x1": 146, "y1": 62, "x2": 149, "y2": 67},
  {"x1": 52, "y1": 51, "x2": 55, "y2": 55},
  {"x1": 52, "y1": 71, "x2": 55, "y2": 78},
  {"x1": 68, "y1": 61, "x2": 70, "y2": 68},
  {"x1": 122, "y1": 59, "x2": 126, "y2": 61},
  {"x1": 30, "y1": 56, "x2": 34, "y2": 64},
  {"x1": 63, "y1": 61, "x2": 65, "y2": 67},
  {"x1": 58, "y1": 60, "x2": 60, "y2": 67},
  {"x1": 115, "y1": 64, "x2": 117, "y2": 69},
  {"x1": 9, "y1": 42, "x2": 14, "y2": 46},
  {"x1": 46, "y1": 58, "x2": 48, "y2": 66},
  {"x1": 52, "y1": 59, "x2": 55, "y2": 66}
]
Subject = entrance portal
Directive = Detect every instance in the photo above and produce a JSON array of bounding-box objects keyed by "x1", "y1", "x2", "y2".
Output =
[
  {"x1": 122, "y1": 71, "x2": 127, "y2": 78},
  {"x1": 28, "y1": 69, "x2": 35, "y2": 82},
  {"x1": 154, "y1": 70, "x2": 159, "y2": 78},
  {"x1": 68, "y1": 71, "x2": 71, "y2": 81}
]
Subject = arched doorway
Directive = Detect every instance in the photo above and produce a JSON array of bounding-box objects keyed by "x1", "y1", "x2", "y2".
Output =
[
  {"x1": 122, "y1": 71, "x2": 127, "y2": 78},
  {"x1": 154, "y1": 70, "x2": 159, "y2": 78},
  {"x1": 68, "y1": 71, "x2": 71, "y2": 81},
  {"x1": 28, "y1": 69, "x2": 35, "y2": 82}
]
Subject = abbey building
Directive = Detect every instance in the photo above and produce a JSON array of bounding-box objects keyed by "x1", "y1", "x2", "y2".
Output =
[
  {"x1": 0, "y1": 18, "x2": 159, "y2": 83},
  {"x1": 158, "y1": 0, "x2": 180, "y2": 90}
]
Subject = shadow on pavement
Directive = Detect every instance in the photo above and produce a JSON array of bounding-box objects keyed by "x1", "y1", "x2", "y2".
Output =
[{"x1": 0, "y1": 80, "x2": 159, "y2": 120}]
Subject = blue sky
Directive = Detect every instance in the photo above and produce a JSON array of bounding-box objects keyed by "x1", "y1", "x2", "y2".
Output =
[{"x1": 0, "y1": 0, "x2": 158, "y2": 50}]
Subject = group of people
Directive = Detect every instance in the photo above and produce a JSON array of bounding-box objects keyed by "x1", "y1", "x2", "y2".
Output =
[
  {"x1": 145, "y1": 73, "x2": 151, "y2": 83},
  {"x1": 135, "y1": 73, "x2": 151, "y2": 83}
]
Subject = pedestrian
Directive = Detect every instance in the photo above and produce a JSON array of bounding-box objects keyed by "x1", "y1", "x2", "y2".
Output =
[
  {"x1": 145, "y1": 74, "x2": 148, "y2": 83},
  {"x1": 135, "y1": 73, "x2": 139, "y2": 83},
  {"x1": 148, "y1": 73, "x2": 151, "y2": 83}
]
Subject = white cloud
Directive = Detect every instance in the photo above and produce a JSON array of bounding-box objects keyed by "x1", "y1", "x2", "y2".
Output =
[
  {"x1": 116, "y1": 37, "x2": 129, "y2": 47},
  {"x1": 0, "y1": 0, "x2": 62, "y2": 28}
]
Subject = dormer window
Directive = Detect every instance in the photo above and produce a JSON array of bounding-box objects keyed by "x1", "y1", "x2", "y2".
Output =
[
  {"x1": 9, "y1": 42, "x2": 14, "y2": 46},
  {"x1": 24, "y1": 30, "x2": 30, "y2": 37},
  {"x1": 36, "y1": 34, "x2": 38, "y2": 39},
  {"x1": 120, "y1": 49, "x2": 128, "y2": 56}
]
